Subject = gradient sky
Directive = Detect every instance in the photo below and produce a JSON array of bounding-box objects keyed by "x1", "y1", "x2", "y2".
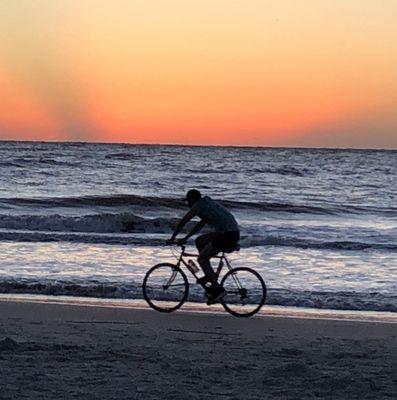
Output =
[{"x1": 0, "y1": 0, "x2": 396, "y2": 148}]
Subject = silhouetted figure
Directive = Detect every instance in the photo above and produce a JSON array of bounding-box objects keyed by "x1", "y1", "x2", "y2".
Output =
[{"x1": 167, "y1": 189, "x2": 240, "y2": 303}]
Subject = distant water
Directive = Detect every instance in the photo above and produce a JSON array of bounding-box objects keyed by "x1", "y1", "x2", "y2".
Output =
[{"x1": 0, "y1": 141, "x2": 396, "y2": 312}]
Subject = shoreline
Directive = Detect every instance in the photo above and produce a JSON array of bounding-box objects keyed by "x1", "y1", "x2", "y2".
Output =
[
  {"x1": 1, "y1": 293, "x2": 396, "y2": 324},
  {"x1": 1, "y1": 298, "x2": 396, "y2": 399}
]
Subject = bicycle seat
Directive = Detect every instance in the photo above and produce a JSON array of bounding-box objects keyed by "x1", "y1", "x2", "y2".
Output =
[{"x1": 222, "y1": 242, "x2": 240, "y2": 254}]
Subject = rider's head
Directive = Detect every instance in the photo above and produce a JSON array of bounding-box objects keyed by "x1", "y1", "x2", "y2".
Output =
[{"x1": 185, "y1": 189, "x2": 201, "y2": 208}]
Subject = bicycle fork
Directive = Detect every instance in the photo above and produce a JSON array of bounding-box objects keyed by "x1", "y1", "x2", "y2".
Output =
[
  {"x1": 223, "y1": 258, "x2": 248, "y2": 300},
  {"x1": 163, "y1": 269, "x2": 179, "y2": 289}
]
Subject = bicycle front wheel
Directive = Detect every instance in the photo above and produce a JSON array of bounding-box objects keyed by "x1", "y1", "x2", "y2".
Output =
[
  {"x1": 220, "y1": 267, "x2": 266, "y2": 317},
  {"x1": 142, "y1": 263, "x2": 189, "y2": 313}
]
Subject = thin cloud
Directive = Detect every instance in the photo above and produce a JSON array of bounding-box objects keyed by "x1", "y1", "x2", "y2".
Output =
[{"x1": 0, "y1": 1, "x2": 91, "y2": 141}]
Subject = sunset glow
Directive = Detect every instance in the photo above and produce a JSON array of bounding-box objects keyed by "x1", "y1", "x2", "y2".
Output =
[{"x1": 0, "y1": 0, "x2": 396, "y2": 147}]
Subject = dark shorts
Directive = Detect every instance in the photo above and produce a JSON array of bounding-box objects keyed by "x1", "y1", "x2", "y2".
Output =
[{"x1": 212, "y1": 231, "x2": 240, "y2": 252}]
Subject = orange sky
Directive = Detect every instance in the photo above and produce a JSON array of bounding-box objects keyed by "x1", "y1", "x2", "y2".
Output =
[{"x1": 0, "y1": 0, "x2": 396, "y2": 148}]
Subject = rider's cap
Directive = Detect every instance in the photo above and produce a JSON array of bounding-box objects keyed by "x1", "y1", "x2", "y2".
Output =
[{"x1": 184, "y1": 189, "x2": 201, "y2": 202}]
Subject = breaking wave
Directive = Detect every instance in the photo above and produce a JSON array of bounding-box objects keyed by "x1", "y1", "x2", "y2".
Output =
[
  {"x1": 0, "y1": 228, "x2": 395, "y2": 252},
  {"x1": 1, "y1": 194, "x2": 396, "y2": 216},
  {"x1": 0, "y1": 212, "x2": 178, "y2": 234}
]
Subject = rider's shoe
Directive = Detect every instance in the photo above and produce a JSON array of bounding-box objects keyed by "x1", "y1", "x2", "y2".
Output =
[{"x1": 206, "y1": 287, "x2": 226, "y2": 305}]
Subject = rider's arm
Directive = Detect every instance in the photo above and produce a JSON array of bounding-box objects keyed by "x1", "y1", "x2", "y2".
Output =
[
  {"x1": 169, "y1": 209, "x2": 196, "y2": 241},
  {"x1": 183, "y1": 220, "x2": 206, "y2": 241}
]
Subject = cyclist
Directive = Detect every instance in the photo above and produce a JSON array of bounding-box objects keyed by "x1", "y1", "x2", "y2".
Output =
[{"x1": 167, "y1": 189, "x2": 240, "y2": 304}]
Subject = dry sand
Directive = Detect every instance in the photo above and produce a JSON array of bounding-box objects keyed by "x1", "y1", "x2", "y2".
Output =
[{"x1": 0, "y1": 299, "x2": 396, "y2": 400}]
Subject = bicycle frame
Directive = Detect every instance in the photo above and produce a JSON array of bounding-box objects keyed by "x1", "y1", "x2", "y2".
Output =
[
  {"x1": 173, "y1": 244, "x2": 234, "y2": 282},
  {"x1": 171, "y1": 245, "x2": 253, "y2": 303}
]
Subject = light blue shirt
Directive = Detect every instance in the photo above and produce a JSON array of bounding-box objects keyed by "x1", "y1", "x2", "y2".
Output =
[{"x1": 191, "y1": 196, "x2": 239, "y2": 233}]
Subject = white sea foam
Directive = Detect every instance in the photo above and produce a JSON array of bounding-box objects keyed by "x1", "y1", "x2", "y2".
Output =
[{"x1": 0, "y1": 278, "x2": 395, "y2": 312}]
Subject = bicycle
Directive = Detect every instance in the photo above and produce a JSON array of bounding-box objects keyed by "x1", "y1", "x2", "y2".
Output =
[{"x1": 142, "y1": 243, "x2": 267, "y2": 317}]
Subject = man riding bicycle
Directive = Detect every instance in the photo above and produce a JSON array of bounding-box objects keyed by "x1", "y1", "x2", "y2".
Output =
[{"x1": 167, "y1": 189, "x2": 240, "y2": 303}]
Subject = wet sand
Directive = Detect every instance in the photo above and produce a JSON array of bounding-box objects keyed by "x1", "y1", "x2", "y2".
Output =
[{"x1": 0, "y1": 300, "x2": 396, "y2": 399}]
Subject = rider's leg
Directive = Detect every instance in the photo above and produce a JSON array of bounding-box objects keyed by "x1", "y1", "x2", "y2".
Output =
[
  {"x1": 196, "y1": 234, "x2": 226, "y2": 303},
  {"x1": 197, "y1": 241, "x2": 219, "y2": 285},
  {"x1": 195, "y1": 233, "x2": 216, "y2": 252},
  {"x1": 197, "y1": 241, "x2": 226, "y2": 303},
  {"x1": 195, "y1": 233, "x2": 218, "y2": 282}
]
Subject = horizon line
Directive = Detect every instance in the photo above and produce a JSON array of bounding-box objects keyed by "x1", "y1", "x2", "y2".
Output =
[{"x1": 0, "y1": 138, "x2": 395, "y2": 152}]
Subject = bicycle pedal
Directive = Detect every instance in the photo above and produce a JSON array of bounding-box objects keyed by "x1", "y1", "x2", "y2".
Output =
[{"x1": 206, "y1": 289, "x2": 226, "y2": 305}]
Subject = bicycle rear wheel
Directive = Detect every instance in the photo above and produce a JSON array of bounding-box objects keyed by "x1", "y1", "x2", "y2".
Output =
[
  {"x1": 220, "y1": 267, "x2": 266, "y2": 317},
  {"x1": 142, "y1": 263, "x2": 189, "y2": 313}
]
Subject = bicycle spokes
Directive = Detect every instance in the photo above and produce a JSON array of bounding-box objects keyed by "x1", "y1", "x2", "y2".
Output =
[
  {"x1": 220, "y1": 267, "x2": 266, "y2": 317},
  {"x1": 142, "y1": 263, "x2": 189, "y2": 312}
]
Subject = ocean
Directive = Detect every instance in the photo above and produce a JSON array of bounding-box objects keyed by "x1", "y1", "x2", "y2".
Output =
[{"x1": 0, "y1": 141, "x2": 396, "y2": 312}]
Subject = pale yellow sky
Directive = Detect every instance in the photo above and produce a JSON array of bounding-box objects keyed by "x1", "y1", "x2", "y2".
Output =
[{"x1": 0, "y1": 0, "x2": 396, "y2": 147}]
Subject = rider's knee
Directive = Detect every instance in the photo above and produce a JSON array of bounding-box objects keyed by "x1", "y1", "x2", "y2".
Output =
[{"x1": 195, "y1": 236, "x2": 205, "y2": 250}]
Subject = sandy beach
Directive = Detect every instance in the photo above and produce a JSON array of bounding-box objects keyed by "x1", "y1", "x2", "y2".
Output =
[{"x1": 0, "y1": 299, "x2": 396, "y2": 399}]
